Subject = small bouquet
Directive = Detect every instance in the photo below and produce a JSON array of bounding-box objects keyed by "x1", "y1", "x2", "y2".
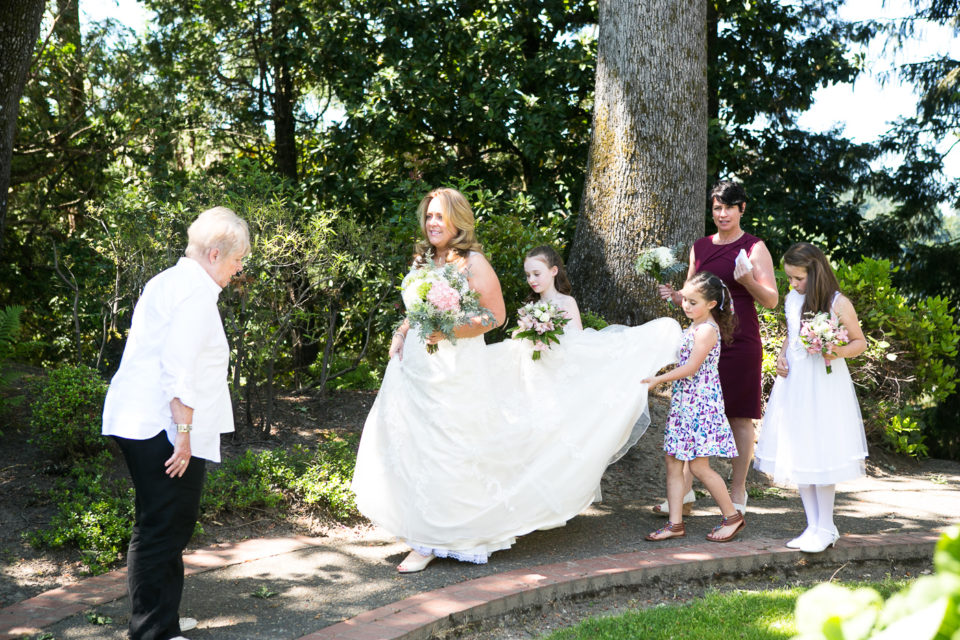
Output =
[
  {"x1": 798, "y1": 311, "x2": 849, "y2": 374},
  {"x1": 634, "y1": 244, "x2": 687, "y2": 283},
  {"x1": 513, "y1": 300, "x2": 570, "y2": 360},
  {"x1": 403, "y1": 264, "x2": 494, "y2": 354}
]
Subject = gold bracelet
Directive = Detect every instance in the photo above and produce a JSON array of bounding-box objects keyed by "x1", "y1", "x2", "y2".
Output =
[{"x1": 176, "y1": 423, "x2": 192, "y2": 433}]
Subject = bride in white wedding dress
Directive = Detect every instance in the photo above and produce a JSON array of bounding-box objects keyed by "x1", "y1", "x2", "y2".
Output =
[{"x1": 351, "y1": 188, "x2": 682, "y2": 573}]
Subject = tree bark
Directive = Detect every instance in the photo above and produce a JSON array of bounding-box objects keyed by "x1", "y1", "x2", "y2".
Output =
[
  {"x1": 567, "y1": 0, "x2": 707, "y2": 325},
  {"x1": 0, "y1": 0, "x2": 45, "y2": 256},
  {"x1": 271, "y1": 0, "x2": 297, "y2": 182}
]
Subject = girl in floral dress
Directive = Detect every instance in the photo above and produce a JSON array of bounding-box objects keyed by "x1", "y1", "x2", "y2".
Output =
[{"x1": 642, "y1": 271, "x2": 744, "y2": 542}]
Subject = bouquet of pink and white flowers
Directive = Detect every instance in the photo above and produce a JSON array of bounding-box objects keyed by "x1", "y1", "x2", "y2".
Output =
[
  {"x1": 799, "y1": 311, "x2": 849, "y2": 374},
  {"x1": 513, "y1": 300, "x2": 570, "y2": 360},
  {"x1": 403, "y1": 264, "x2": 494, "y2": 354}
]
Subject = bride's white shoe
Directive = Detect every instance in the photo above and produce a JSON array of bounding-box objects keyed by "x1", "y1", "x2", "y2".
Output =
[{"x1": 397, "y1": 550, "x2": 435, "y2": 573}]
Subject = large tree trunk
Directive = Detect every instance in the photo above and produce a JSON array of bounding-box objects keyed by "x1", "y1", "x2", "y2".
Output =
[
  {"x1": 271, "y1": 0, "x2": 297, "y2": 183},
  {"x1": 0, "y1": 0, "x2": 45, "y2": 257},
  {"x1": 567, "y1": 0, "x2": 707, "y2": 325}
]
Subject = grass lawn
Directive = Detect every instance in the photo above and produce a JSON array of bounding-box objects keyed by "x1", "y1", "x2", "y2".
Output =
[{"x1": 540, "y1": 579, "x2": 909, "y2": 640}]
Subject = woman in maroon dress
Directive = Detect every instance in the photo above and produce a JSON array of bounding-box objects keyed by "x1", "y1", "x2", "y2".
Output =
[{"x1": 657, "y1": 181, "x2": 778, "y2": 515}]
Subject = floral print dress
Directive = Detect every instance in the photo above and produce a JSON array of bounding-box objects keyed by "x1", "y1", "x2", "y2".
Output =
[{"x1": 663, "y1": 322, "x2": 739, "y2": 461}]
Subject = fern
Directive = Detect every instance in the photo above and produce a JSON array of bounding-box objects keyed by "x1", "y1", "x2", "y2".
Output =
[{"x1": 0, "y1": 305, "x2": 23, "y2": 361}]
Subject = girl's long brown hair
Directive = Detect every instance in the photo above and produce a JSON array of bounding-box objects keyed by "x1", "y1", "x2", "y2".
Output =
[
  {"x1": 525, "y1": 245, "x2": 572, "y2": 302},
  {"x1": 782, "y1": 242, "x2": 841, "y2": 315}
]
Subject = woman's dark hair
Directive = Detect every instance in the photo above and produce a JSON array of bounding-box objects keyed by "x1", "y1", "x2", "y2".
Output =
[
  {"x1": 525, "y1": 245, "x2": 572, "y2": 301},
  {"x1": 708, "y1": 180, "x2": 748, "y2": 211},
  {"x1": 782, "y1": 242, "x2": 841, "y2": 316},
  {"x1": 686, "y1": 271, "x2": 738, "y2": 344}
]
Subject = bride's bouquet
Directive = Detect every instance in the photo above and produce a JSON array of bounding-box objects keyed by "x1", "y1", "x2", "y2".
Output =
[
  {"x1": 634, "y1": 244, "x2": 687, "y2": 283},
  {"x1": 404, "y1": 264, "x2": 493, "y2": 354},
  {"x1": 513, "y1": 300, "x2": 569, "y2": 360},
  {"x1": 799, "y1": 311, "x2": 849, "y2": 374}
]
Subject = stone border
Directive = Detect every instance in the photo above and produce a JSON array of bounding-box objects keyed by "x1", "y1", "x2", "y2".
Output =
[
  {"x1": 297, "y1": 532, "x2": 940, "y2": 640},
  {"x1": 0, "y1": 531, "x2": 939, "y2": 640}
]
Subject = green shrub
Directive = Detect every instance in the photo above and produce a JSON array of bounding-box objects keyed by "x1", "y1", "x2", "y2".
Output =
[
  {"x1": 26, "y1": 451, "x2": 133, "y2": 575},
  {"x1": 582, "y1": 310, "x2": 609, "y2": 330},
  {"x1": 29, "y1": 364, "x2": 109, "y2": 461},
  {"x1": 202, "y1": 433, "x2": 361, "y2": 521},
  {"x1": 760, "y1": 257, "x2": 959, "y2": 458},
  {"x1": 0, "y1": 305, "x2": 25, "y2": 429}
]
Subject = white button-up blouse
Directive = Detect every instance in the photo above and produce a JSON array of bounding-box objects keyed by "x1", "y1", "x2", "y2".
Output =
[{"x1": 102, "y1": 257, "x2": 235, "y2": 462}]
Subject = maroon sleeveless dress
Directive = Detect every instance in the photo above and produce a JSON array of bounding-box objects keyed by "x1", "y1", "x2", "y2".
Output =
[{"x1": 693, "y1": 233, "x2": 763, "y2": 419}]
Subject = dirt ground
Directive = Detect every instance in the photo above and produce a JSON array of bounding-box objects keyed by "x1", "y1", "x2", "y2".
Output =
[{"x1": 0, "y1": 384, "x2": 955, "y2": 614}]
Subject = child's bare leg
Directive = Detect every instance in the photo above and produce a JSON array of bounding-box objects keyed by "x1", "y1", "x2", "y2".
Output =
[
  {"x1": 681, "y1": 462, "x2": 694, "y2": 498},
  {"x1": 690, "y1": 457, "x2": 744, "y2": 540},
  {"x1": 646, "y1": 455, "x2": 687, "y2": 540},
  {"x1": 665, "y1": 456, "x2": 687, "y2": 522}
]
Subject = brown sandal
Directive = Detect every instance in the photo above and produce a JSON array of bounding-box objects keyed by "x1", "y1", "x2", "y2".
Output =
[
  {"x1": 645, "y1": 521, "x2": 686, "y2": 541},
  {"x1": 706, "y1": 511, "x2": 745, "y2": 543}
]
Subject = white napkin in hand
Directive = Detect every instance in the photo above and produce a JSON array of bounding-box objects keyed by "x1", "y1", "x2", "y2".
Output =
[{"x1": 735, "y1": 248, "x2": 753, "y2": 272}]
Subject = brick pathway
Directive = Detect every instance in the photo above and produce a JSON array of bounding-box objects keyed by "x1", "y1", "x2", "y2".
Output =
[
  {"x1": 0, "y1": 530, "x2": 939, "y2": 640},
  {"x1": 0, "y1": 536, "x2": 327, "y2": 640}
]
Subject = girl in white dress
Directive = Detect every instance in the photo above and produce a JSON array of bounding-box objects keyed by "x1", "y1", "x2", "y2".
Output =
[
  {"x1": 754, "y1": 242, "x2": 868, "y2": 553},
  {"x1": 351, "y1": 189, "x2": 682, "y2": 573},
  {"x1": 522, "y1": 245, "x2": 583, "y2": 330}
]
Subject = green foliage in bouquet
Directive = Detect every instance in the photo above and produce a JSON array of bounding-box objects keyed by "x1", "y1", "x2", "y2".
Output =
[
  {"x1": 791, "y1": 525, "x2": 960, "y2": 640},
  {"x1": 29, "y1": 364, "x2": 109, "y2": 461}
]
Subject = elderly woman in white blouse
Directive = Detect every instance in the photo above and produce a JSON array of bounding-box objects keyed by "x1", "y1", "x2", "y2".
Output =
[{"x1": 102, "y1": 206, "x2": 249, "y2": 640}]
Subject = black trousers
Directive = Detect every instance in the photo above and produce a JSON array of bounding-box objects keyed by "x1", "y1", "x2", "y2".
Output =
[{"x1": 114, "y1": 432, "x2": 206, "y2": 640}]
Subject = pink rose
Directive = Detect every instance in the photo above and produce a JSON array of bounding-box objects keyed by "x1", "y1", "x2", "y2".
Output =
[{"x1": 426, "y1": 281, "x2": 461, "y2": 312}]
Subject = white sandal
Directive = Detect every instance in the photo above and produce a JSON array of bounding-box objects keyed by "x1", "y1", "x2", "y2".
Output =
[
  {"x1": 397, "y1": 550, "x2": 435, "y2": 573},
  {"x1": 652, "y1": 489, "x2": 695, "y2": 516}
]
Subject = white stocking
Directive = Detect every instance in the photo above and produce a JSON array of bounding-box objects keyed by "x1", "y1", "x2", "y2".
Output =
[
  {"x1": 797, "y1": 483, "x2": 819, "y2": 533},
  {"x1": 815, "y1": 484, "x2": 837, "y2": 534}
]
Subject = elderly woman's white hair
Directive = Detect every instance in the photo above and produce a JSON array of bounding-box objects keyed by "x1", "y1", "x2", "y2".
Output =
[{"x1": 185, "y1": 206, "x2": 251, "y2": 260}]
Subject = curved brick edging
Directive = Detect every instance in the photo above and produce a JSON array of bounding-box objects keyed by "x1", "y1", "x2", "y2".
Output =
[
  {"x1": 0, "y1": 535, "x2": 328, "y2": 640},
  {"x1": 297, "y1": 531, "x2": 941, "y2": 640}
]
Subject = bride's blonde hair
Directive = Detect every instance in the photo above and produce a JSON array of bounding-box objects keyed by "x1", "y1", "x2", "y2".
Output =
[{"x1": 413, "y1": 188, "x2": 484, "y2": 265}]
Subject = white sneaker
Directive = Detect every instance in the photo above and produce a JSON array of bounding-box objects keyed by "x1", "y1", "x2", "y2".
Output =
[
  {"x1": 170, "y1": 636, "x2": 190, "y2": 640},
  {"x1": 180, "y1": 617, "x2": 198, "y2": 632}
]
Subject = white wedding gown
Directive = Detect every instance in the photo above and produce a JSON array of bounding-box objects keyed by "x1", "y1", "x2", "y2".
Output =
[{"x1": 351, "y1": 277, "x2": 683, "y2": 563}]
